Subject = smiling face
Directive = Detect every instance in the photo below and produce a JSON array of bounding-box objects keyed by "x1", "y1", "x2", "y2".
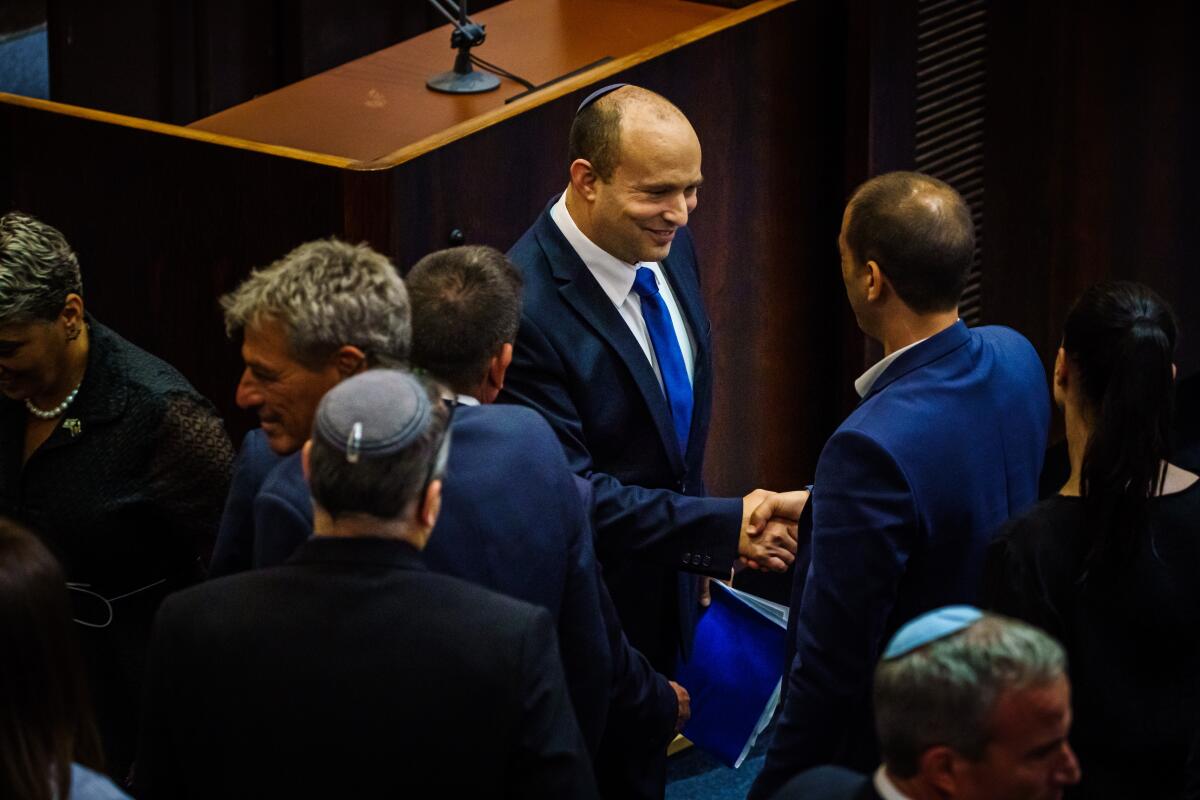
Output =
[
  {"x1": 584, "y1": 108, "x2": 703, "y2": 265},
  {"x1": 953, "y1": 675, "x2": 1081, "y2": 800},
  {"x1": 234, "y1": 317, "x2": 344, "y2": 455}
]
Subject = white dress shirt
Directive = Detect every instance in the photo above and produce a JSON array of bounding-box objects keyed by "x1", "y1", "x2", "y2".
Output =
[{"x1": 550, "y1": 192, "x2": 696, "y2": 392}]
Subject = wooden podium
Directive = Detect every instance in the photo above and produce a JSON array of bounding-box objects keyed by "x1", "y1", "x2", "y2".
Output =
[{"x1": 0, "y1": 0, "x2": 853, "y2": 499}]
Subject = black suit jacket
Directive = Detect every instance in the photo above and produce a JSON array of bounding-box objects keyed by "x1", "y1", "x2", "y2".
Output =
[
  {"x1": 502, "y1": 199, "x2": 741, "y2": 673},
  {"x1": 135, "y1": 536, "x2": 597, "y2": 799},
  {"x1": 207, "y1": 406, "x2": 614, "y2": 758}
]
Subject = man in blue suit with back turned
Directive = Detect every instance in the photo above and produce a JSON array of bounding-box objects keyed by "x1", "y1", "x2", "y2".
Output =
[
  {"x1": 749, "y1": 172, "x2": 1051, "y2": 799},
  {"x1": 500, "y1": 84, "x2": 797, "y2": 681}
]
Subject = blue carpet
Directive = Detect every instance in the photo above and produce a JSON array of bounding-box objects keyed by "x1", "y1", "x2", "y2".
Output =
[
  {"x1": 666, "y1": 727, "x2": 773, "y2": 800},
  {"x1": 0, "y1": 25, "x2": 49, "y2": 99}
]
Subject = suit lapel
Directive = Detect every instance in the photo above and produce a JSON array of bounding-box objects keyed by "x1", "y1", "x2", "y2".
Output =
[{"x1": 533, "y1": 209, "x2": 685, "y2": 474}]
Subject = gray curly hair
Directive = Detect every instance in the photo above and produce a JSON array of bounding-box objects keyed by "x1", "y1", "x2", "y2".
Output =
[
  {"x1": 874, "y1": 612, "x2": 1067, "y2": 777},
  {"x1": 0, "y1": 212, "x2": 83, "y2": 324},
  {"x1": 221, "y1": 238, "x2": 411, "y2": 369}
]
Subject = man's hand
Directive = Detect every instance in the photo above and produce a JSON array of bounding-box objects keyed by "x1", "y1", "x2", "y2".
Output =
[
  {"x1": 670, "y1": 680, "x2": 691, "y2": 732},
  {"x1": 737, "y1": 489, "x2": 797, "y2": 572},
  {"x1": 740, "y1": 489, "x2": 810, "y2": 570}
]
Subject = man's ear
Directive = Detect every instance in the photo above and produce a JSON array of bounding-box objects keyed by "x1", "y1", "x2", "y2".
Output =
[
  {"x1": 569, "y1": 159, "x2": 600, "y2": 202},
  {"x1": 332, "y1": 345, "x2": 367, "y2": 378},
  {"x1": 917, "y1": 745, "x2": 962, "y2": 795},
  {"x1": 488, "y1": 343, "x2": 514, "y2": 391},
  {"x1": 419, "y1": 478, "x2": 443, "y2": 530},
  {"x1": 1172, "y1": 362, "x2": 1178, "y2": 382},
  {"x1": 301, "y1": 440, "x2": 313, "y2": 484},
  {"x1": 865, "y1": 260, "x2": 885, "y2": 303}
]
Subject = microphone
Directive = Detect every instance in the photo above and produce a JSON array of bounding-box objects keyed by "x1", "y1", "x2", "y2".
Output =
[{"x1": 425, "y1": 0, "x2": 501, "y2": 94}]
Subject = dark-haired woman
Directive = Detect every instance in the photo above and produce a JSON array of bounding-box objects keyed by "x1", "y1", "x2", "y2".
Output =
[
  {"x1": 986, "y1": 281, "x2": 1199, "y2": 798},
  {"x1": 0, "y1": 212, "x2": 234, "y2": 779},
  {"x1": 0, "y1": 518, "x2": 130, "y2": 799}
]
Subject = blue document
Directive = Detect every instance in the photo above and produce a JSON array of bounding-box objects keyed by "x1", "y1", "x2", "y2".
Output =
[{"x1": 676, "y1": 581, "x2": 788, "y2": 767}]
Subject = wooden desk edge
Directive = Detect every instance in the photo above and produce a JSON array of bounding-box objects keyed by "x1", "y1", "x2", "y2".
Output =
[
  {"x1": 357, "y1": 0, "x2": 797, "y2": 171},
  {"x1": 1, "y1": 0, "x2": 794, "y2": 173},
  {"x1": 0, "y1": 92, "x2": 356, "y2": 169}
]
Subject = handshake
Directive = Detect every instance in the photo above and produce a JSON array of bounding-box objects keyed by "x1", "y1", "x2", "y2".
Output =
[{"x1": 738, "y1": 488, "x2": 811, "y2": 573}]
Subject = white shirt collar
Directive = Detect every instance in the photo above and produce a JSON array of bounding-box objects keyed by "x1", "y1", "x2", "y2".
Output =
[
  {"x1": 438, "y1": 390, "x2": 480, "y2": 407},
  {"x1": 854, "y1": 337, "x2": 925, "y2": 398},
  {"x1": 550, "y1": 191, "x2": 645, "y2": 306},
  {"x1": 874, "y1": 766, "x2": 913, "y2": 800}
]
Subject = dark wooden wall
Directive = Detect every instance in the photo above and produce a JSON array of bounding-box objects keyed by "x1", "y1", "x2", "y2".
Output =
[
  {"x1": 983, "y1": 0, "x2": 1200, "y2": 380},
  {"x1": 45, "y1": 0, "x2": 506, "y2": 124}
]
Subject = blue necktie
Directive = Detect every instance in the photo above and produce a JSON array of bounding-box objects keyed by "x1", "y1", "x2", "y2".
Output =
[{"x1": 632, "y1": 266, "x2": 692, "y2": 457}]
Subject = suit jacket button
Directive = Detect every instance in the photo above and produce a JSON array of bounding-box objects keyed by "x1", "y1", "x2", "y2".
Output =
[
  {"x1": 703, "y1": 555, "x2": 712, "y2": 567},
  {"x1": 682, "y1": 552, "x2": 692, "y2": 565},
  {"x1": 692, "y1": 554, "x2": 702, "y2": 566}
]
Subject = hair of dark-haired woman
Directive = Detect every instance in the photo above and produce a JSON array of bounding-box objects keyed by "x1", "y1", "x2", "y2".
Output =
[
  {"x1": 0, "y1": 518, "x2": 104, "y2": 800},
  {"x1": 1061, "y1": 281, "x2": 1178, "y2": 584}
]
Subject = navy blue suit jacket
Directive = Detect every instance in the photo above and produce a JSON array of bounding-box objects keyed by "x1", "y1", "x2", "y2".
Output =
[
  {"x1": 209, "y1": 405, "x2": 615, "y2": 756},
  {"x1": 750, "y1": 322, "x2": 1050, "y2": 798},
  {"x1": 501, "y1": 200, "x2": 741, "y2": 673}
]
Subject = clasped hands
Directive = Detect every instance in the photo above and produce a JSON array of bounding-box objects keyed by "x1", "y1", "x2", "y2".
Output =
[{"x1": 738, "y1": 488, "x2": 811, "y2": 572}]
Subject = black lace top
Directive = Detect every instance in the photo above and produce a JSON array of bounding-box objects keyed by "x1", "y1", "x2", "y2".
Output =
[{"x1": 0, "y1": 317, "x2": 233, "y2": 775}]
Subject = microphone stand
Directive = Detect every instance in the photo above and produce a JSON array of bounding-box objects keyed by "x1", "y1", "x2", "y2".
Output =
[{"x1": 425, "y1": 0, "x2": 501, "y2": 94}]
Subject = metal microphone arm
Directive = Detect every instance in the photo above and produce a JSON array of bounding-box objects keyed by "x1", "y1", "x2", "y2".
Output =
[{"x1": 425, "y1": 0, "x2": 499, "y2": 94}]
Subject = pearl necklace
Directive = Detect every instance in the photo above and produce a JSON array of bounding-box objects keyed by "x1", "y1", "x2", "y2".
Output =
[{"x1": 25, "y1": 382, "x2": 83, "y2": 420}]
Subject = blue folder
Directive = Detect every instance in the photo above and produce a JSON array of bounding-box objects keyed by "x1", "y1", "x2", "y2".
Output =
[{"x1": 676, "y1": 581, "x2": 788, "y2": 767}]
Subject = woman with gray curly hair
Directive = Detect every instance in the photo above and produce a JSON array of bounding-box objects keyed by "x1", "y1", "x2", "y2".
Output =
[{"x1": 0, "y1": 211, "x2": 233, "y2": 783}]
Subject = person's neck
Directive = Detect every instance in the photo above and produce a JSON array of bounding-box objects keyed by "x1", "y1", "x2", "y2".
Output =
[
  {"x1": 33, "y1": 325, "x2": 89, "y2": 409},
  {"x1": 1060, "y1": 400, "x2": 1090, "y2": 496},
  {"x1": 876, "y1": 309, "x2": 958, "y2": 358},
  {"x1": 312, "y1": 508, "x2": 427, "y2": 548}
]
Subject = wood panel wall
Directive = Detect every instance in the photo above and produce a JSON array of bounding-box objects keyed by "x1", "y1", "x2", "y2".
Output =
[
  {"x1": 983, "y1": 0, "x2": 1200, "y2": 379},
  {"x1": 46, "y1": 0, "x2": 506, "y2": 124}
]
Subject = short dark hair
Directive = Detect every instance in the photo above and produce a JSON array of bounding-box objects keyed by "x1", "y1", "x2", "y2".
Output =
[
  {"x1": 0, "y1": 518, "x2": 103, "y2": 800},
  {"x1": 568, "y1": 96, "x2": 623, "y2": 180},
  {"x1": 844, "y1": 171, "x2": 975, "y2": 313},
  {"x1": 307, "y1": 381, "x2": 450, "y2": 520},
  {"x1": 407, "y1": 246, "x2": 523, "y2": 394}
]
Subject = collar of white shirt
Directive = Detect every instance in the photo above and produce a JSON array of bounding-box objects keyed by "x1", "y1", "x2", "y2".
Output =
[
  {"x1": 874, "y1": 766, "x2": 913, "y2": 800},
  {"x1": 438, "y1": 391, "x2": 480, "y2": 407},
  {"x1": 550, "y1": 191, "x2": 643, "y2": 306}
]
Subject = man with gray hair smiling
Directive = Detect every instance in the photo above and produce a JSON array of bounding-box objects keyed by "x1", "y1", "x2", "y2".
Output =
[
  {"x1": 771, "y1": 606, "x2": 1081, "y2": 800},
  {"x1": 209, "y1": 237, "x2": 410, "y2": 575}
]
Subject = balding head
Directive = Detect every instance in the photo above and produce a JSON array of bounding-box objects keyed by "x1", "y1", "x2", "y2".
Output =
[
  {"x1": 568, "y1": 86, "x2": 692, "y2": 180},
  {"x1": 842, "y1": 171, "x2": 975, "y2": 314}
]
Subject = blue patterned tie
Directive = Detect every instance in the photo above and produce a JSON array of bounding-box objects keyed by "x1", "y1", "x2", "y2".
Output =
[{"x1": 632, "y1": 266, "x2": 692, "y2": 457}]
